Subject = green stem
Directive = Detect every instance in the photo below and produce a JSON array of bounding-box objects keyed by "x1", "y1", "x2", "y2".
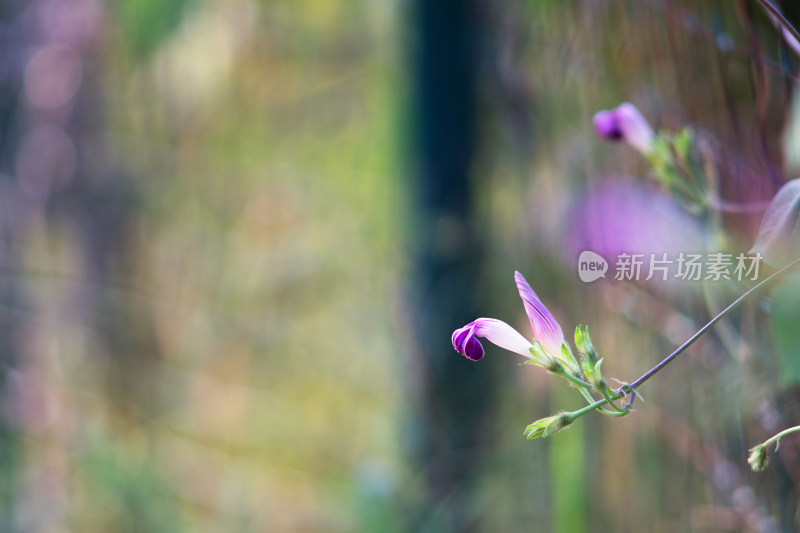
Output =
[
  {"x1": 564, "y1": 397, "x2": 611, "y2": 423},
  {"x1": 761, "y1": 425, "x2": 800, "y2": 449},
  {"x1": 555, "y1": 257, "x2": 800, "y2": 427},
  {"x1": 600, "y1": 386, "x2": 629, "y2": 413},
  {"x1": 557, "y1": 369, "x2": 592, "y2": 389},
  {"x1": 577, "y1": 387, "x2": 628, "y2": 417}
]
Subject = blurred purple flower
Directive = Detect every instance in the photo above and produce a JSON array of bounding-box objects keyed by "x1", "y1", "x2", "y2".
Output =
[
  {"x1": 593, "y1": 102, "x2": 654, "y2": 154},
  {"x1": 566, "y1": 178, "x2": 705, "y2": 283},
  {"x1": 451, "y1": 271, "x2": 564, "y2": 362}
]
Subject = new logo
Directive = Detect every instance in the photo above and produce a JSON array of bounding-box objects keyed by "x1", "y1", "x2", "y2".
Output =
[{"x1": 578, "y1": 251, "x2": 608, "y2": 283}]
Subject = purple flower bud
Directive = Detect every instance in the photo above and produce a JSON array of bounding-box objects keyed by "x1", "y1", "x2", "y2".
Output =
[
  {"x1": 451, "y1": 272, "x2": 565, "y2": 363},
  {"x1": 451, "y1": 318, "x2": 534, "y2": 361},
  {"x1": 593, "y1": 102, "x2": 654, "y2": 154}
]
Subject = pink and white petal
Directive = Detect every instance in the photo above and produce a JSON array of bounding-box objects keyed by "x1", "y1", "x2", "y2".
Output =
[
  {"x1": 473, "y1": 318, "x2": 536, "y2": 357},
  {"x1": 616, "y1": 102, "x2": 654, "y2": 154},
  {"x1": 452, "y1": 318, "x2": 534, "y2": 360},
  {"x1": 514, "y1": 271, "x2": 565, "y2": 357}
]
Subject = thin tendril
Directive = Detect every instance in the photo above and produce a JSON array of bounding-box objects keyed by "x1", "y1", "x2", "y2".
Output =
[{"x1": 617, "y1": 256, "x2": 800, "y2": 397}]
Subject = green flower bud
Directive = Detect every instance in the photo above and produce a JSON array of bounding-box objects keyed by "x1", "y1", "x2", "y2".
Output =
[
  {"x1": 524, "y1": 413, "x2": 572, "y2": 440},
  {"x1": 574, "y1": 325, "x2": 598, "y2": 364},
  {"x1": 747, "y1": 444, "x2": 769, "y2": 472}
]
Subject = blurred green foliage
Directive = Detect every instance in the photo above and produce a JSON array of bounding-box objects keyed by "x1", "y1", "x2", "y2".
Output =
[
  {"x1": 772, "y1": 272, "x2": 800, "y2": 388},
  {"x1": 115, "y1": 0, "x2": 192, "y2": 58}
]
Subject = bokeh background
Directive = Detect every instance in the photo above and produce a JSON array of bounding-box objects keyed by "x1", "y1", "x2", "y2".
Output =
[{"x1": 1, "y1": 0, "x2": 800, "y2": 531}]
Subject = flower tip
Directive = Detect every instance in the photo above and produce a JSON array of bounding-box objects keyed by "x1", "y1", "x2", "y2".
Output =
[
  {"x1": 593, "y1": 102, "x2": 654, "y2": 154},
  {"x1": 463, "y1": 343, "x2": 484, "y2": 361},
  {"x1": 592, "y1": 109, "x2": 623, "y2": 140},
  {"x1": 451, "y1": 324, "x2": 485, "y2": 361}
]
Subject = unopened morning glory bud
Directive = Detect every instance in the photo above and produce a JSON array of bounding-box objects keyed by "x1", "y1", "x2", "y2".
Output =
[
  {"x1": 593, "y1": 102, "x2": 654, "y2": 155},
  {"x1": 574, "y1": 324, "x2": 597, "y2": 364},
  {"x1": 452, "y1": 271, "x2": 566, "y2": 367}
]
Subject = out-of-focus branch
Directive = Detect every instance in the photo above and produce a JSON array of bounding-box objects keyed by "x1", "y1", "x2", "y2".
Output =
[{"x1": 755, "y1": 0, "x2": 800, "y2": 45}]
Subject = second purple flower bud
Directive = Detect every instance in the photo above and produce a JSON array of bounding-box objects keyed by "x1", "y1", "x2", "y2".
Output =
[{"x1": 593, "y1": 102, "x2": 654, "y2": 155}]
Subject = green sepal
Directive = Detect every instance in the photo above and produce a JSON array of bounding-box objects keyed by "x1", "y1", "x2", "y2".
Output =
[
  {"x1": 672, "y1": 127, "x2": 693, "y2": 161},
  {"x1": 584, "y1": 357, "x2": 606, "y2": 390},
  {"x1": 574, "y1": 325, "x2": 584, "y2": 352},
  {"x1": 528, "y1": 339, "x2": 548, "y2": 362},
  {"x1": 647, "y1": 135, "x2": 673, "y2": 176},
  {"x1": 574, "y1": 324, "x2": 597, "y2": 364},
  {"x1": 647, "y1": 131, "x2": 707, "y2": 210},
  {"x1": 560, "y1": 342, "x2": 580, "y2": 372},
  {"x1": 526, "y1": 340, "x2": 563, "y2": 373}
]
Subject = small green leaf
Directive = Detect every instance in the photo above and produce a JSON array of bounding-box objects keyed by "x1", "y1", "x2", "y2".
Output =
[{"x1": 594, "y1": 358, "x2": 604, "y2": 374}]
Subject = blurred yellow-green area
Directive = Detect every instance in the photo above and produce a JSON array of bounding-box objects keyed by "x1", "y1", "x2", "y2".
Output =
[{"x1": 2, "y1": 0, "x2": 800, "y2": 531}]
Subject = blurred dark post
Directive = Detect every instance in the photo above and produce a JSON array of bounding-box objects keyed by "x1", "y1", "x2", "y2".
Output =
[
  {"x1": 0, "y1": 2, "x2": 26, "y2": 527},
  {"x1": 409, "y1": 0, "x2": 494, "y2": 530}
]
